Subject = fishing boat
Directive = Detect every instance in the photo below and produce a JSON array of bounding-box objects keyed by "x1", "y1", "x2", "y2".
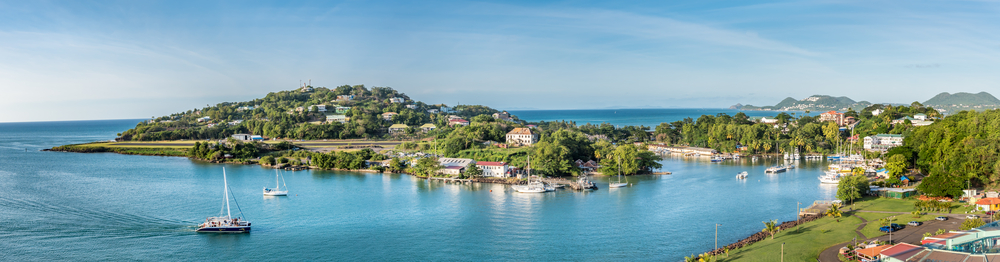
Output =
[
  {"x1": 197, "y1": 168, "x2": 251, "y2": 233},
  {"x1": 711, "y1": 156, "x2": 723, "y2": 163},
  {"x1": 736, "y1": 171, "x2": 748, "y2": 179},
  {"x1": 263, "y1": 169, "x2": 288, "y2": 196}
]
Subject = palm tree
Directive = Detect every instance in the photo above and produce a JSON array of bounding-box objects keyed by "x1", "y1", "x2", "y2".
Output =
[
  {"x1": 762, "y1": 219, "x2": 780, "y2": 239},
  {"x1": 826, "y1": 204, "x2": 843, "y2": 221}
]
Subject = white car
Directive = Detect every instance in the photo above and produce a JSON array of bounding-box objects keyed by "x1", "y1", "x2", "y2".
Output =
[
  {"x1": 935, "y1": 216, "x2": 948, "y2": 221},
  {"x1": 967, "y1": 215, "x2": 980, "y2": 219}
]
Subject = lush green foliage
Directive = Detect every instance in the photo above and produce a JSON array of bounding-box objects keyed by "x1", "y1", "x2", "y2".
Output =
[
  {"x1": 837, "y1": 174, "x2": 869, "y2": 204},
  {"x1": 188, "y1": 141, "x2": 261, "y2": 160},
  {"x1": 910, "y1": 110, "x2": 1000, "y2": 195},
  {"x1": 961, "y1": 218, "x2": 986, "y2": 230}
]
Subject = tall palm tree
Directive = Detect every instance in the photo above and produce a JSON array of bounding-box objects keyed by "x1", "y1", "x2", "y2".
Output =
[{"x1": 762, "y1": 219, "x2": 780, "y2": 239}]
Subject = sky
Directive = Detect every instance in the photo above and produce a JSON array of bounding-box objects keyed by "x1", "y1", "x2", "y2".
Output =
[{"x1": 1, "y1": 0, "x2": 999, "y2": 122}]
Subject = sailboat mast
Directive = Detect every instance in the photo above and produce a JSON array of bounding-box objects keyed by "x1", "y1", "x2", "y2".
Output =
[
  {"x1": 224, "y1": 168, "x2": 232, "y2": 219},
  {"x1": 276, "y1": 170, "x2": 280, "y2": 190}
]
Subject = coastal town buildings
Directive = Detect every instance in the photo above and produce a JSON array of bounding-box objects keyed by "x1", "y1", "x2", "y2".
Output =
[
  {"x1": 505, "y1": 128, "x2": 539, "y2": 146},
  {"x1": 819, "y1": 110, "x2": 846, "y2": 126},
  {"x1": 863, "y1": 134, "x2": 904, "y2": 152},
  {"x1": 879, "y1": 225, "x2": 1000, "y2": 261},
  {"x1": 476, "y1": 161, "x2": 509, "y2": 177}
]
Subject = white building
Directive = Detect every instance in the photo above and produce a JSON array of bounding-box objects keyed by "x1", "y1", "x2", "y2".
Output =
[
  {"x1": 313, "y1": 104, "x2": 327, "y2": 112},
  {"x1": 863, "y1": 134, "x2": 904, "y2": 152},
  {"x1": 872, "y1": 109, "x2": 883, "y2": 116},
  {"x1": 382, "y1": 112, "x2": 398, "y2": 121},
  {"x1": 913, "y1": 114, "x2": 927, "y2": 121},
  {"x1": 405, "y1": 104, "x2": 417, "y2": 109},
  {"x1": 506, "y1": 128, "x2": 539, "y2": 145},
  {"x1": 438, "y1": 158, "x2": 474, "y2": 176},
  {"x1": 476, "y1": 161, "x2": 509, "y2": 177},
  {"x1": 389, "y1": 97, "x2": 404, "y2": 103},
  {"x1": 325, "y1": 114, "x2": 347, "y2": 123}
]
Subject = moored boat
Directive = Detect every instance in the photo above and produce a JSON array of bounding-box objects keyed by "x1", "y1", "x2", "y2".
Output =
[{"x1": 197, "y1": 168, "x2": 251, "y2": 233}]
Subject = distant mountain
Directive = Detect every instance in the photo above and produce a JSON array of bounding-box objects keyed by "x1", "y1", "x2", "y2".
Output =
[
  {"x1": 923, "y1": 92, "x2": 1000, "y2": 106},
  {"x1": 739, "y1": 95, "x2": 871, "y2": 112}
]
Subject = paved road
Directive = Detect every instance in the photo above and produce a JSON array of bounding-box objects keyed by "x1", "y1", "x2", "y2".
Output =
[{"x1": 816, "y1": 211, "x2": 966, "y2": 262}]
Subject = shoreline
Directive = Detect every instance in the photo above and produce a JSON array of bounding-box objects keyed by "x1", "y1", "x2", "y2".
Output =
[{"x1": 703, "y1": 214, "x2": 823, "y2": 257}]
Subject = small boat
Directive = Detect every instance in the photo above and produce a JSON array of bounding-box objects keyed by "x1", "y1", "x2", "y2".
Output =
[
  {"x1": 263, "y1": 169, "x2": 288, "y2": 196},
  {"x1": 736, "y1": 172, "x2": 748, "y2": 179},
  {"x1": 514, "y1": 155, "x2": 547, "y2": 193},
  {"x1": 711, "y1": 156, "x2": 723, "y2": 163},
  {"x1": 819, "y1": 172, "x2": 842, "y2": 184},
  {"x1": 578, "y1": 176, "x2": 597, "y2": 190},
  {"x1": 765, "y1": 166, "x2": 787, "y2": 173},
  {"x1": 197, "y1": 168, "x2": 251, "y2": 233},
  {"x1": 609, "y1": 155, "x2": 630, "y2": 188},
  {"x1": 550, "y1": 183, "x2": 565, "y2": 189}
]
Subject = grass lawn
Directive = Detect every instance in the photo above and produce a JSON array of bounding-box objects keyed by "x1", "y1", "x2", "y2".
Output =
[
  {"x1": 858, "y1": 213, "x2": 941, "y2": 238},
  {"x1": 850, "y1": 197, "x2": 919, "y2": 212},
  {"x1": 724, "y1": 216, "x2": 862, "y2": 261}
]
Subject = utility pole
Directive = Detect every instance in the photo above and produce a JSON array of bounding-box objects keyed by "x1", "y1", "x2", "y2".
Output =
[
  {"x1": 781, "y1": 242, "x2": 785, "y2": 262},
  {"x1": 797, "y1": 202, "x2": 801, "y2": 231},
  {"x1": 715, "y1": 224, "x2": 720, "y2": 253}
]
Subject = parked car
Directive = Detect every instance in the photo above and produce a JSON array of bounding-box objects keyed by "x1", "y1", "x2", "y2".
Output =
[
  {"x1": 987, "y1": 211, "x2": 997, "y2": 215},
  {"x1": 879, "y1": 223, "x2": 904, "y2": 233},
  {"x1": 936, "y1": 216, "x2": 949, "y2": 221},
  {"x1": 968, "y1": 215, "x2": 981, "y2": 219},
  {"x1": 908, "y1": 221, "x2": 923, "y2": 226}
]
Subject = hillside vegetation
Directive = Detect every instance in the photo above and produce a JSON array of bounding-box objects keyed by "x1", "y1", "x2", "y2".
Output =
[{"x1": 116, "y1": 85, "x2": 502, "y2": 141}]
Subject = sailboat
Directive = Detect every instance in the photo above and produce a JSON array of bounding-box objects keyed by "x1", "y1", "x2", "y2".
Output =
[
  {"x1": 609, "y1": 155, "x2": 628, "y2": 188},
  {"x1": 263, "y1": 169, "x2": 288, "y2": 196},
  {"x1": 513, "y1": 155, "x2": 547, "y2": 193},
  {"x1": 197, "y1": 167, "x2": 251, "y2": 233}
]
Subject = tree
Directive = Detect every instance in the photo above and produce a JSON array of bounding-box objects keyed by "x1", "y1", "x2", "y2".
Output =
[
  {"x1": 260, "y1": 155, "x2": 276, "y2": 166},
  {"x1": 837, "y1": 174, "x2": 869, "y2": 205},
  {"x1": 463, "y1": 165, "x2": 483, "y2": 178},
  {"x1": 415, "y1": 157, "x2": 441, "y2": 177},
  {"x1": 388, "y1": 158, "x2": 405, "y2": 172},
  {"x1": 885, "y1": 154, "x2": 907, "y2": 179},
  {"x1": 762, "y1": 219, "x2": 780, "y2": 239},
  {"x1": 961, "y1": 218, "x2": 986, "y2": 230},
  {"x1": 600, "y1": 144, "x2": 640, "y2": 175}
]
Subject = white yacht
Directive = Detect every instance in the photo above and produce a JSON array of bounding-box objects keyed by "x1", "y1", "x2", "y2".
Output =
[
  {"x1": 736, "y1": 171, "x2": 748, "y2": 179},
  {"x1": 609, "y1": 155, "x2": 629, "y2": 188},
  {"x1": 197, "y1": 168, "x2": 251, "y2": 233},
  {"x1": 819, "y1": 172, "x2": 842, "y2": 184},
  {"x1": 513, "y1": 156, "x2": 547, "y2": 193},
  {"x1": 263, "y1": 169, "x2": 288, "y2": 196}
]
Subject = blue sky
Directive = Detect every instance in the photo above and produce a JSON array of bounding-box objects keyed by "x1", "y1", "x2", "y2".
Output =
[{"x1": 1, "y1": 0, "x2": 999, "y2": 122}]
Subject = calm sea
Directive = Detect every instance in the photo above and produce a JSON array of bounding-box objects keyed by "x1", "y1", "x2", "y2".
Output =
[
  {"x1": 508, "y1": 108, "x2": 811, "y2": 127},
  {"x1": 0, "y1": 114, "x2": 834, "y2": 261}
]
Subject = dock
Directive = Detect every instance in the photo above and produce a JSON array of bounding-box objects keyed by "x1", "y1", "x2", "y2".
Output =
[{"x1": 799, "y1": 200, "x2": 834, "y2": 217}]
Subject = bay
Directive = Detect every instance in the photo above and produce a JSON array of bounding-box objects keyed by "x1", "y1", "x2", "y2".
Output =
[{"x1": 0, "y1": 118, "x2": 835, "y2": 261}]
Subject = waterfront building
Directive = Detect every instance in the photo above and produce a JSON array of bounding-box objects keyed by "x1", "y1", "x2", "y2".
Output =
[
  {"x1": 505, "y1": 128, "x2": 539, "y2": 146},
  {"x1": 388, "y1": 124, "x2": 408, "y2": 134},
  {"x1": 438, "y1": 158, "x2": 474, "y2": 175},
  {"x1": 819, "y1": 110, "x2": 846, "y2": 126},
  {"x1": 476, "y1": 161, "x2": 509, "y2": 177},
  {"x1": 863, "y1": 134, "x2": 903, "y2": 152}
]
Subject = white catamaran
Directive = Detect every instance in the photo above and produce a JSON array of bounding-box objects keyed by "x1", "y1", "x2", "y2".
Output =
[
  {"x1": 197, "y1": 167, "x2": 251, "y2": 233},
  {"x1": 263, "y1": 169, "x2": 288, "y2": 196}
]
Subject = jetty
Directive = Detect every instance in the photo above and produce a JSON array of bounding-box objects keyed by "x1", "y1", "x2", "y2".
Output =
[{"x1": 799, "y1": 200, "x2": 835, "y2": 217}]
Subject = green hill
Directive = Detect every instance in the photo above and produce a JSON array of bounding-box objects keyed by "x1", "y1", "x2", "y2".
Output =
[
  {"x1": 923, "y1": 92, "x2": 1000, "y2": 106},
  {"x1": 116, "y1": 84, "x2": 504, "y2": 141}
]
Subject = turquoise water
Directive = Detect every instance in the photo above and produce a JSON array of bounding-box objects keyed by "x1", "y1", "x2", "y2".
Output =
[
  {"x1": 509, "y1": 108, "x2": 811, "y2": 127},
  {"x1": 0, "y1": 117, "x2": 835, "y2": 261}
]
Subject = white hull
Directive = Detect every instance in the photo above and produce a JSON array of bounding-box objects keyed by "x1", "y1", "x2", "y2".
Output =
[
  {"x1": 609, "y1": 182, "x2": 628, "y2": 188},
  {"x1": 513, "y1": 186, "x2": 547, "y2": 193},
  {"x1": 263, "y1": 190, "x2": 287, "y2": 196}
]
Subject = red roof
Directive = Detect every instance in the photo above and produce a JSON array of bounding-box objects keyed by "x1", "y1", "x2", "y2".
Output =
[
  {"x1": 880, "y1": 243, "x2": 925, "y2": 260},
  {"x1": 977, "y1": 198, "x2": 1000, "y2": 205},
  {"x1": 822, "y1": 110, "x2": 843, "y2": 115},
  {"x1": 477, "y1": 161, "x2": 505, "y2": 167},
  {"x1": 856, "y1": 245, "x2": 889, "y2": 258}
]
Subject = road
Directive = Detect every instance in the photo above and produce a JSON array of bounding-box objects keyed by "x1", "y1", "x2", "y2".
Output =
[{"x1": 816, "y1": 211, "x2": 967, "y2": 262}]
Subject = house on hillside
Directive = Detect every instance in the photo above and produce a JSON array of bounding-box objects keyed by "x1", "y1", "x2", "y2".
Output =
[
  {"x1": 871, "y1": 108, "x2": 883, "y2": 116},
  {"x1": 335, "y1": 106, "x2": 351, "y2": 114},
  {"x1": 506, "y1": 128, "x2": 539, "y2": 146},
  {"x1": 819, "y1": 111, "x2": 846, "y2": 125},
  {"x1": 388, "y1": 124, "x2": 408, "y2": 134},
  {"x1": 197, "y1": 116, "x2": 211, "y2": 122},
  {"x1": 312, "y1": 104, "x2": 327, "y2": 112},
  {"x1": 427, "y1": 109, "x2": 440, "y2": 114},
  {"x1": 476, "y1": 161, "x2": 509, "y2": 177},
  {"x1": 325, "y1": 114, "x2": 347, "y2": 123},
  {"x1": 492, "y1": 111, "x2": 511, "y2": 121},
  {"x1": 337, "y1": 95, "x2": 355, "y2": 101},
  {"x1": 420, "y1": 123, "x2": 436, "y2": 132},
  {"x1": 448, "y1": 118, "x2": 469, "y2": 127},
  {"x1": 389, "y1": 97, "x2": 404, "y2": 103},
  {"x1": 382, "y1": 112, "x2": 398, "y2": 121},
  {"x1": 913, "y1": 113, "x2": 927, "y2": 121},
  {"x1": 406, "y1": 105, "x2": 417, "y2": 109},
  {"x1": 749, "y1": 116, "x2": 779, "y2": 124}
]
